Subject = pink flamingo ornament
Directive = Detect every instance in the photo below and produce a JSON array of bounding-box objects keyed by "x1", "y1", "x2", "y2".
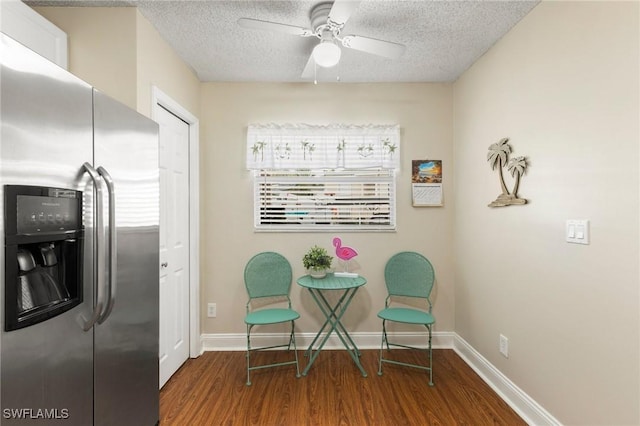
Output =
[
  {"x1": 333, "y1": 237, "x2": 358, "y2": 261},
  {"x1": 333, "y1": 237, "x2": 359, "y2": 277}
]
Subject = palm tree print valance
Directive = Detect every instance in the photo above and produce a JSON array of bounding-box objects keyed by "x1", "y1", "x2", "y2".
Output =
[{"x1": 246, "y1": 123, "x2": 400, "y2": 170}]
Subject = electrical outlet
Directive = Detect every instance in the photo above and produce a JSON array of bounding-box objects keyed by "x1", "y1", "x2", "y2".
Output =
[
  {"x1": 207, "y1": 303, "x2": 217, "y2": 318},
  {"x1": 499, "y1": 334, "x2": 509, "y2": 358}
]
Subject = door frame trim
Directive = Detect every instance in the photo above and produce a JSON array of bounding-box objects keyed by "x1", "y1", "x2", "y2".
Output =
[{"x1": 151, "y1": 86, "x2": 201, "y2": 358}]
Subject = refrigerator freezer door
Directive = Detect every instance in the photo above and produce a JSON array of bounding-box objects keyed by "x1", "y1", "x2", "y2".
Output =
[
  {"x1": 92, "y1": 90, "x2": 160, "y2": 426},
  {"x1": 0, "y1": 34, "x2": 94, "y2": 425}
]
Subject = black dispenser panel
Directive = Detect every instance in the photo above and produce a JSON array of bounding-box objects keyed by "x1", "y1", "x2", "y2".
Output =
[
  {"x1": 16, "y1": 192, "x2": 80, "y2": 235},
  {"x1": 4, "y1": 185, "x2": 83, "y2": 331}
]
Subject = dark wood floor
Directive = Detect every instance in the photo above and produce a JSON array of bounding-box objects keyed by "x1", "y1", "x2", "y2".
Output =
[{"x1": 160, "y1": 349, "x2": 526, "y2": 425}]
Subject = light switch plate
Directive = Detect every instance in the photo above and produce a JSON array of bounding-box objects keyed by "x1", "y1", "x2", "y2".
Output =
[{"x1": 566, "y1": 219, "x2": 590, "y2": 244}]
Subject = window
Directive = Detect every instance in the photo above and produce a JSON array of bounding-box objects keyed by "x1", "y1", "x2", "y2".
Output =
[
  {"x1": 254, "y1": 169, "x2": 395, "y2": 231},
  {"x1": 247, "y1": 124, "x2": 399, "y2": 232}
]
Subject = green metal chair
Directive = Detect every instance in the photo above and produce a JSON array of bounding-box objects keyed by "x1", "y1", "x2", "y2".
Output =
[
  {"x1": 377, "y1": 251, "x2": 436, "y2": 386},
  {"x1": 244, "y1": 252, "x2": 300, "y2": 386}
]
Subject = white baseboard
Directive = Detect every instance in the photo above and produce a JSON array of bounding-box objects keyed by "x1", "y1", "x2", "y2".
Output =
[
  {"x1": 200, "y1": 331, "x2": 454, "y2": 352},
  {"x1": 200, "y1": 331, "x2": 559, "y2": 426},
  {"x1": 452, "y1": 335, "x2": 561, "y2": 426}
]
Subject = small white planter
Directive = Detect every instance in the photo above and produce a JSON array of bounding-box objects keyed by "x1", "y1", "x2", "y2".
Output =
[{"x1": 309, "y1": 270, "x2": 327, "y2": 279}]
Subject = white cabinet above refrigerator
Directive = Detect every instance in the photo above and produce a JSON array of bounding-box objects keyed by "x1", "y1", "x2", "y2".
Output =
[{"x1": 0, "y1": 0, "x2": 67, "y2": 69}]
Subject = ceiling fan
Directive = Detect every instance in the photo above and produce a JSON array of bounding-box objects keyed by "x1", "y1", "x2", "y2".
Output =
[{"x1": 237, "y1": 0, "x2": 406, "y2": 80}]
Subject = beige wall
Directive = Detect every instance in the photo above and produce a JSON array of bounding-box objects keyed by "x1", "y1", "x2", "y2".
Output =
[
  {"x1": 199, "y1": 82, "x2": 455, "y2": 335},
  {"x1": 453, "y1": 1, "x2": 639, "y2": 424},
  {"x1": 135, "y1": 11, "x2": 200, "y2": 118},
  {"x1": 34, "y1": 7, "x2": 138, "y2": 110},
  {"x1": 33, "y1": 7, "x2": 200, "y2": 119}
]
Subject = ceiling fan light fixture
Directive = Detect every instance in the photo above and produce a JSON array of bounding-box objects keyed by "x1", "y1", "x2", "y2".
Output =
[{"x1": 312, "y1": 41, "x2": 341, "y2": 68}]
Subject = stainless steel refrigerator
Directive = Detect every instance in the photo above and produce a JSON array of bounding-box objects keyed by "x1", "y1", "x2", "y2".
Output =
[{"x1": 0, "y1": 33, "x2": 159, "y2": 425}]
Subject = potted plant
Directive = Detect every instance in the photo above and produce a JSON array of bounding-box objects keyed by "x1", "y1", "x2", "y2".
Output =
[{"x1": 302, "y1": 245, "x2": 333, "y2": 279}]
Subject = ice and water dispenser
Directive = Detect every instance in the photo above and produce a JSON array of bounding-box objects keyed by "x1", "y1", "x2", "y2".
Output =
[{"x1": 4, "y1": 185, "x2": 83, "y2": 331}]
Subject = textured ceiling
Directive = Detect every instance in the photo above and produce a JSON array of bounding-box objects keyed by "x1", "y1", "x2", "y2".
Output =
[{"x1": 27, "y1": 0, "x2": 540, "y2": 83}]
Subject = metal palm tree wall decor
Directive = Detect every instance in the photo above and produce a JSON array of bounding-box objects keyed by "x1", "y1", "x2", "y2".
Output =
[{"x1": 487, "y1": 137, "x2": 528, "y2": 207}]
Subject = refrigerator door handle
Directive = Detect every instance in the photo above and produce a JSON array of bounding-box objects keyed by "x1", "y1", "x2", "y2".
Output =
[
  {"x1": 81, "y1": 162, "x2": 107, "y2": 331},
  {"x1": 97, "y1": 166, "x2": 117, "y2": 323}
]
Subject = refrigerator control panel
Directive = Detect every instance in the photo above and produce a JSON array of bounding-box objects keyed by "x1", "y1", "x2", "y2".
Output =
[
  {"x1": 4, "y1": 185, "x2": 82, "y2": 240},
  {"x1": 16, "y1": 194, "x2": 80, "y2": 234}
]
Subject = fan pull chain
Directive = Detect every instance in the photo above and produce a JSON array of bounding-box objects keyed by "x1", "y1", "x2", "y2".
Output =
[{"x1": 314, "y1": 60, "x2": 318, "y2": 85}]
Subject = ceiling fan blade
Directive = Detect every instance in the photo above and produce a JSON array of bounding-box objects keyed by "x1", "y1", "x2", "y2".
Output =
[
  {"x1": 328, "y1": 0, "x2": 361, "y2": 26},
  {"x1": 341, "y1": 35, "x2": 406, "y2": 59},
  {"x1": 301, "y1": 54, "x2": 316, "y2": 80},
  {"x1": 238, "y1": 18, "x2": 314, "y2": 37}
]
